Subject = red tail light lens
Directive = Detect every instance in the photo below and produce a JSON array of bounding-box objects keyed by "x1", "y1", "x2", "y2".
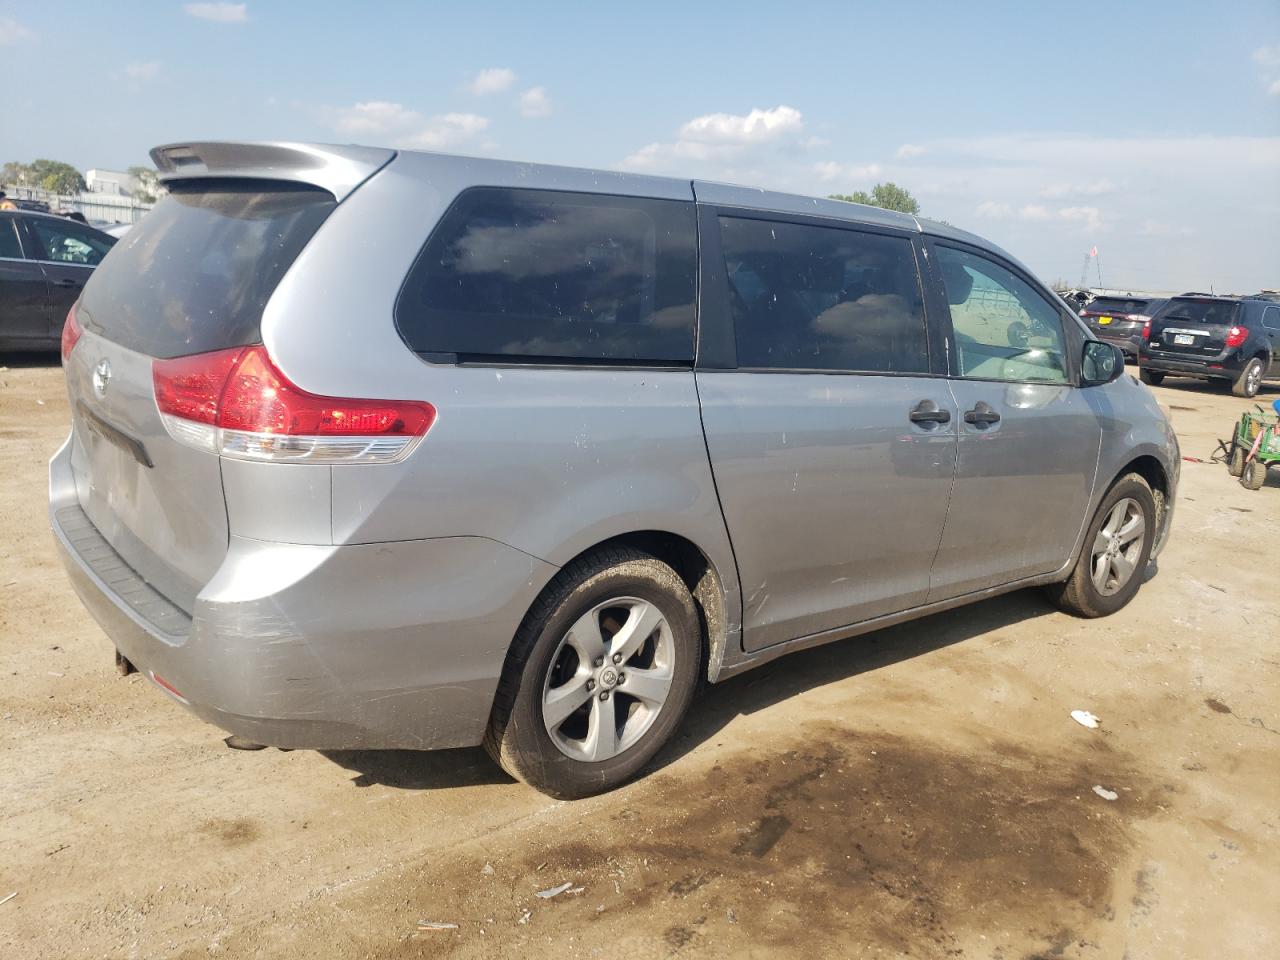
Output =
[
  {"x1": 153, "y1": 345, "x2": 435, "y2": 463},
  {"x1": 61, "y1": 304, "x2": 83, "y2": 363},
  {"x1": 1141, "y1": 319, "x2": 1152, "y2": 340},
  {"x1": 1225, "y1": 326, "x2": 1248, "y2": 348}
]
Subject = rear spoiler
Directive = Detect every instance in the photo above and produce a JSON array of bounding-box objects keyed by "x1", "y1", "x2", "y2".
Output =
[{"x1": 150, "y1": 141, "x2": 396, "y2": 202}]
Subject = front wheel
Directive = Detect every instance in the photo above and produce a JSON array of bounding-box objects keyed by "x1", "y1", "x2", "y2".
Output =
[
  {"x1": 1232, "y1": 358, "x2": 1264, "y2": 399},
  {"x1": 484, "y1": 547, "x2": 701, "y2": 798},
  {"x1": 1241, "y1": 458, "x2": 1267, "y2": 490},
  {"x1": 1139, "y1": 368, "x2": 1165, "y2": 386},
  {"x1": 1048, "y1": 473, "x2": 1156, "y2": 618}
]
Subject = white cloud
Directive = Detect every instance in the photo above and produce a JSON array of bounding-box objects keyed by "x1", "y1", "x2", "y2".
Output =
[
  {"x1": 469, "y1": 67, "x2": 516, "y2": 96},
  {"x1": 1270, "y1": 78, "x2": 1280, "y2": 97},
  {"x1": 1254, "y1": 44, "x2": 1280, "y2": 69},
  {"x1": 621, "y1": 105, "x2": 807, "y2": 175},
  {"x1": 518, "y1": 86, "x2": 551, "y2": 118},
  {"x1": 799, "y1": 136, "x2": 831, "y2": 149},
  {"x1": 1041, "y1": 179, "x2": 1117, "y2": 199},
  {"x1": 124, "y1": 61, "x2": 161, "y2": 81},
  {"x1": 976, "y1": 201, "x2": 1013, "y2": 219},
  {"x1": 0, "y1": 16, "x2": 34, "y2": 44},
  {"x1": 1058, "y1": 206, "x2": 1102, "y2": 229},
  {"x1": 183, "y1": 3, "x2": 248, "y2": 23},
  {"x1": 330, "y1": 101, "x2": 423, "y2": 136},
  {"x1": 679, "y1": 105, "x2": 803, "y2": 144},
  {"x1": 399, "y1": 113, "x2": 489, "y2": 151},
  {"x1": 976, "y1": 201, "x2": 1053, "y2": 222},
  {"x1": 896, "y1": 143, "x2": 926, "y2": 159},
  {"x1": 1140, "y1": 220, "x2": 1194, "y2": 238},
  {"x1": 813, "y1": 161, "x2": 881, "y2": 183}
]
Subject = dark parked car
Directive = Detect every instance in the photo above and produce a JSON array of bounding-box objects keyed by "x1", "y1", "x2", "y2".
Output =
[
  {"x1": 1139, "y1": 294, "x2": 1280, "y2": 397},
  {"x1": 1079, "y1": 295, "x2": 1167, "y2": 360},
  {"x1": 0, "y1": 209, "x2": 116, "y2": 351}
]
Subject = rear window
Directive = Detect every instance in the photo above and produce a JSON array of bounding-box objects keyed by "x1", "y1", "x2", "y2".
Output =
[
  {"x1": 1155, "y1": 298, "x2": 1241, "y2": 325},
  {"x1": 78, "y1": 181, "x2": 335, "y2": 359},
  {"x1": 395, "y1": 187, "x2": 697, "y2": 365},
  {"x1": 1085, "y1": 297, "x2": 1153, "y2": 315}
]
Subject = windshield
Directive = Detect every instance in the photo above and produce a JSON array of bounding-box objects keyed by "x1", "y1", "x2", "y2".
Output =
[{"x1": 1085, "y1": 297, "x2": 1153, "y2": 315}]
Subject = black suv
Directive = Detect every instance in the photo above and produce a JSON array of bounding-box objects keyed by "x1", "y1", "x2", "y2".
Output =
[
  {"x1": 0, "y1": 209, "x2": 116, "y2": 351},
  {"x1": 1078, "y1": 294, "x2": 1167, "y2": 360},
  {"x1": 1139, "y1": 294, "x2": 1280, "y2": 398}
]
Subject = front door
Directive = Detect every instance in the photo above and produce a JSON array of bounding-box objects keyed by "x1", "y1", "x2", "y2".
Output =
[
  {"x1": 926, "y1": 243, "x2": 1101, "y2": 600},
  {"x1": 696, "y1": 211, "x2": 956, "y2": 652}
]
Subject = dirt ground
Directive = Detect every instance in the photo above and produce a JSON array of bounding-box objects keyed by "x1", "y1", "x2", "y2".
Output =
[{"x1": 1, "y1": 355, "x2": 1277, "y2": 960}]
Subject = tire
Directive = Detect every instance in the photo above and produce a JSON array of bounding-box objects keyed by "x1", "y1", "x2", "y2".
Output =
[
  {"x1": 1232, "y1": 357, "x2": 1265, "y2": 399},
  {"x1": 1047, "y1": 473, "x2": 1157, "y2": 618},
  {"x1": 1139, "y1": 368, "x2": 1165, "y2": 386},
  {"x1": 1229, "y1": 444, "x2": 1245, "y2": 477},
  {"x1": 1241, "y1": 458, "x2": 1267, "y2": 490},
  {"x1": 484, "y1": 547, "x2": 701, "y2": 799}
]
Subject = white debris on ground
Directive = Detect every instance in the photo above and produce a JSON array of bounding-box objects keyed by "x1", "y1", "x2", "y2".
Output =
[{"x1": 1071, "y1": 710, "x2": 1101, "y2": 729}]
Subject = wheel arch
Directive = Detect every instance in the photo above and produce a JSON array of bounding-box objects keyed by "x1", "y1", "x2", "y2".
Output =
[
  {"x1": 1109, "y1": 453, "x2": 1172, "y2": 555},
  {"x1": 529, "y1": 530, "x2": 732, "y2": 684}
]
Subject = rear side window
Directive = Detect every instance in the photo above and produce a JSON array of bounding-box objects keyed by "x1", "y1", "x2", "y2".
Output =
[
  {"x1": 0, "y1": 219, "x2": 21, "y2": 259},
  {"x1": 396, "y1": 187, "x2": 697, "y2": 365},
  {"x1": 1155, "y1": 298, "x2": 1240, "y2": 325},
  {"x1": 78, "y1": 182, "x2": 335, "y2": 359},
  {"x1": 718, "y1": 216, "x2": 928, "y2": 372},
  {"x1": 1263, "y1": 306, "x2": 1280, "y2": 331}
]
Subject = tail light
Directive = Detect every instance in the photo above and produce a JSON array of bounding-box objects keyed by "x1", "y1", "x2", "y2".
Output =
[
  {"x1": 1225, "y1": 326, "x2": 1248, "y2": 348},
  {"x1": 61, "y1": 304, "x2": 83, "y2": 363},
  {"x1": 1141, "y1": 319, "x2": 1152, "y2": 341},
  {"x1": 153, "y1": 344, "x2": 435, "y2": 464}
]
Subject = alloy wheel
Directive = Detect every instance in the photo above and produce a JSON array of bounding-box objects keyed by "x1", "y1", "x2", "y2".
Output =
[
  {"x1": 541, "y1": 597, "x2": 675, "y2": 762},
  {"x1": 1090, "y1": 497, "x2": 1147, "y2": 596}
]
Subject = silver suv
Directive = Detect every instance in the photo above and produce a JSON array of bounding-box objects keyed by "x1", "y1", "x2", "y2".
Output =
[{"x1": 51, "y1": 142, "x2": 1179, "y2": 797}]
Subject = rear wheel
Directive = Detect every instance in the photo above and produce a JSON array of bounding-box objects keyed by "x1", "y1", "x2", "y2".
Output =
[
  {"x1": 1139, "y1": 368, "x2": 1165, "y2": 386},
  {"x1": 484, "y1": 547, "x2": 701, "y2": 799},
  {"x1": 1232, "y1": 357, "x2": 1265, "y2": 398},
  {"x1": 1048, "y1": 473, "x2": 1156, "y2": 618},
  {"x1": 1241, "y1": 458, "x2": 1267, "y2": 490},
  {"x1": 1229, "y1": 444, "x2": 1245, "y2": 477}
]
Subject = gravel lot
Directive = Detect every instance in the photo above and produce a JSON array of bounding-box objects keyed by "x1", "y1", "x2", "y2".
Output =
[{"x1": 1, "y1": 356, "x2": 1277, "y2": 959}]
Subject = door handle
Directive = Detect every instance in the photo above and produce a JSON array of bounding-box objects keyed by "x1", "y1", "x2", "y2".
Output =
[
  {"x1": 52, "y1": 278, "x2": 81, "y2": 288},
  {"x1": 963, "y1": 402, "x2": 1001, "y2": 427},
  {"x1": 908, "y1": 400, "x2": 951, "y2": 425}
]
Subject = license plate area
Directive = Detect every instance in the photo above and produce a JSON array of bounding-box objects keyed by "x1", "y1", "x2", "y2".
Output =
[
  {"x1": 1098, "y1": 316, "x2": 1112, "y2": 325},
  {"x1": 1173, "y1": 334, "x2": 1195, "y2": 345}
]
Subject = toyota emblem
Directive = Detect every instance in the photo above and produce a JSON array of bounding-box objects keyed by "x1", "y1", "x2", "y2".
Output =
[{"x1": 92, "y1": 359, "x2": 112, "y2": 398}]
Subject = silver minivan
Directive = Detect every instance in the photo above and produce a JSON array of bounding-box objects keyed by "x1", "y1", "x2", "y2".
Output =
[{"x1": 51, "y1": 141, "x2": 1179, "y2": 797}]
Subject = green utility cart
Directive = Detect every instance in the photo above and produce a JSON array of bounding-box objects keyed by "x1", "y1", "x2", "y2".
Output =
[{"x1": 1228, "y1": 400, "x2": 1280, "y2": 491}]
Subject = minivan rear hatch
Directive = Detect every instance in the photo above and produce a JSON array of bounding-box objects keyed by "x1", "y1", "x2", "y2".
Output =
[
  {"x1": 1148, "y1": 297, "x2": 1240, "y2": 358},
  {"x1": 65, "y1": 181, "x2": 338, "y2": 613}
]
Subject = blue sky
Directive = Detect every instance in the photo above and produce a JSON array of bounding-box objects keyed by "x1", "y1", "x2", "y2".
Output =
[{"x1": 2, "y1": 1, "x2": 1278, "y2": 292}]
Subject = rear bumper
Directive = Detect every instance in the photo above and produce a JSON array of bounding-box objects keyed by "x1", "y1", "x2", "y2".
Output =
[
  {"x1": 1140, "y1": 352, "x2": 1241, "y2": 378},
  {"x1": 1096, "y1": 332, "x2": 1140, "y2": 357},
  {"x1": 49, "y1": 437, "x2": 557, "y2": 750}
]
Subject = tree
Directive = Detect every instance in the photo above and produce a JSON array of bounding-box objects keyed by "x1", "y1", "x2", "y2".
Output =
[
  {"x1": 28, "y1": 159, "x2": 86, "y2": 195},
  {"x1": 2, "y1": 161, "x2": 33, "y2": 186},
  {"x1": 127, "y1": 165, "x2": 162, "y2": 203},
  {"x1": 828, "y1": 182, "x2": 920, "y2": 215}
]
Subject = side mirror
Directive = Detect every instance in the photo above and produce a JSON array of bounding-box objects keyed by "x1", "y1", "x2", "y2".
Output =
[{"x1": 1081, "y1": 340, "x2": 1125, "y2": 386}]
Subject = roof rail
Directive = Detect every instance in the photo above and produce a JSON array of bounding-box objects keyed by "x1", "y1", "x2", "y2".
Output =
[{"x1": 150, "y1": 141, "x2": 395, "y2": 201}]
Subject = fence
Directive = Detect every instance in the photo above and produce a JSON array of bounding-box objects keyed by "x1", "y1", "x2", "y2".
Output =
[{"x1": 1, "y1": 184, "x2": 155, "y2": 225}]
